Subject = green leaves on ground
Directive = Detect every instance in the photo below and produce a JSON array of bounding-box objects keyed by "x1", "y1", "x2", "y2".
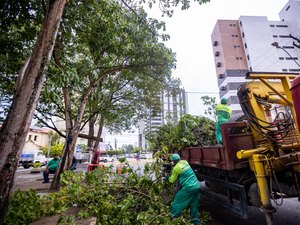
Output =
[
  {"x1": 4, "y1": 189, "x2": 44, "y2": 224},
  {"x1": 6, "y1": 156, "x2": 212, "y2": 224}
]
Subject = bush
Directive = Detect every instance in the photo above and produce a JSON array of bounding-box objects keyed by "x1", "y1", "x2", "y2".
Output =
[{"x1": 40, "y1": 143, "x2": 64, "y2": 157}]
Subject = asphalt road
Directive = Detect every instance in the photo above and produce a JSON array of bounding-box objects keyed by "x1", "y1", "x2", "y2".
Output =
[{"x1": 199, "y1": 187, "x2": 300, "y2": 225}]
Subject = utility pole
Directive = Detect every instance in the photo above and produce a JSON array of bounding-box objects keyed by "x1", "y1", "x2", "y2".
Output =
[{"x1": 47, "y1": 136, "x2": 52, "y2": 158}]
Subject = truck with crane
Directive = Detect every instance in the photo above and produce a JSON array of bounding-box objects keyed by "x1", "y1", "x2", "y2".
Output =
[{"x1": 177, "y1": 72, "x2": 300, "y2": 225}]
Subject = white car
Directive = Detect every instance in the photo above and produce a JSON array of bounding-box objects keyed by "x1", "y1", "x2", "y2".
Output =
[{"x1": 100, "y1": 156, "x2": 114, "y2": 163}]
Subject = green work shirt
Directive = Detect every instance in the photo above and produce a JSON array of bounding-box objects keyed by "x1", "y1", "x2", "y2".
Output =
[
  {"x1": 169, "y1": 160, "x2": 200, "y2": 191},
  {"x1": 47, "y1": 158, "x2": 60, "y2": 171},
  {"x1": 216, "y1": 104, "x2": 232, "y2": 122}
]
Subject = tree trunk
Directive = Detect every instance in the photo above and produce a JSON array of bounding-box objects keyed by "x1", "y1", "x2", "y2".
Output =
[
  {"x1": 93, "y1": 115, "x2": 105, "y2": 149},
  {"x1": 87, "y1": 116, "x2": 96, "y2": 149},
  {"x1": 0, "y1": 0, "x2": 67, "y2": 223},
  {"x1": 51, "y1": 83, "x2": 95, "y2": 190}
]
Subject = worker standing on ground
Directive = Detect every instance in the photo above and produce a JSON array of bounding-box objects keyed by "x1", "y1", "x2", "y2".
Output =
[
  {"x1": 167, "y1": 154, "x2": 201, "y2": 225},
  {"x1": 216, "y1": 98, "x2": 232, "y2": 144}
]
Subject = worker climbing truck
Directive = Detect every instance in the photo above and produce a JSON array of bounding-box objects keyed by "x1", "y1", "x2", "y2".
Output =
[{"x1": 178, "y1": 72, "x2": 300, "y2": 225}]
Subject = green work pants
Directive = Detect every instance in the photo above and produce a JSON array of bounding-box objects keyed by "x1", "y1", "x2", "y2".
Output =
[
  {"x1": 170, "y1": 188, "x2": 201, "y2": 225},
  {"x1": 216, "y1": 119, "x2": 229, "y2": 144}
]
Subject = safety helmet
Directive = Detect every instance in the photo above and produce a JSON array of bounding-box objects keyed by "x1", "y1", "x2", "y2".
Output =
[
  {"x1": 171, "y1": 154, "x2": 180, "y2": 161},
  {"x1": 221, "y1": 98, "x2": 228, "y2": 104}
]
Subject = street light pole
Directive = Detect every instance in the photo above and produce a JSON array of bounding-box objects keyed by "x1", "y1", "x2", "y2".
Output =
[{"x1": 271, "y1": 42, "x2": 300, "y2": 68}]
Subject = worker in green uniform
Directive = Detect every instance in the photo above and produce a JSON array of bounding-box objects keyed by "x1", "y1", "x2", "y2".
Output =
[
  {"x1": 216, "y1": 98, "x2": 232, "y2": 144},
  {"x1": 168, "y1": 154, "x2": 201, "y2": 225}
]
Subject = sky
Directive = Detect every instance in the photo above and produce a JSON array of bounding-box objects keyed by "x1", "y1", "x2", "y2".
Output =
[{"x1": 104, "y1": 0, "x2": 289, "y2": 147}]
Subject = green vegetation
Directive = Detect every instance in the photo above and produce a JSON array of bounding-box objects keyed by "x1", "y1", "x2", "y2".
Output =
[
  {"x1": 40, "y1": 143, "x2": 64, "y2": 157},
  {"x1": 147, "y1": 114, "x2": 216, "y2": 151},
  {"x1": 5, "y1": 153, "x2": 212, "y2": 224}
]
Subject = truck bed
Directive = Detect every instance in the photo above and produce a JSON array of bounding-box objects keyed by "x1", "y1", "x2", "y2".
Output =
[{"x1": 181, "y1": 122, "x2": 254, "y2": 170}]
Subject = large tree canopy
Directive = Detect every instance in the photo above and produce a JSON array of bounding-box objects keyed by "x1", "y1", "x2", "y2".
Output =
[{"x1": 36, "y1": 0, "x2": 176, "y2": 135}]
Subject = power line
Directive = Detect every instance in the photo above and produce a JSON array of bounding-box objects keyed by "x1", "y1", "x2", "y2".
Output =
[{"x1": 185, "y1": 91, "x2": 219, "y2": 94}]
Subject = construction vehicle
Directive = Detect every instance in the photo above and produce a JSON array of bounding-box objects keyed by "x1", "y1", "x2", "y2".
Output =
[{"x1": 179, "y1": 72, "x2": 300, "y2": 225}]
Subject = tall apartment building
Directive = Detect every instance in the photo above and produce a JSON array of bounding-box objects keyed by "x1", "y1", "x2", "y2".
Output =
[
  {"x1": 138, "y1": 89, "x2": 188, "y2": 150},
  {"x1": 211, "y1": 0, "x2": 300, "y2": 114},
  {"x1": 211, "y1": 20, "x2": 249, "y2": 114}
]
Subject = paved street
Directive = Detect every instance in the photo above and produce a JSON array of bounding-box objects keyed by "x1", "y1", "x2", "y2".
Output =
[{"x1": 202, "y1": 195, "x2": 300, "y2": 225}]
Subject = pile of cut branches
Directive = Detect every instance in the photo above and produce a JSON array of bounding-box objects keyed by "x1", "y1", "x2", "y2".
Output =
[{"x1": 5, "y1": 154, "x2": 212, "y2": 224}]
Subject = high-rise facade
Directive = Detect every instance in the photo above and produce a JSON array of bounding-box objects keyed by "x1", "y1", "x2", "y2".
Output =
[
  {"x1": 211, "y1": 0, "x2": 300, "y2": 114},
  {"x1": 138, "y1": 89, "x2": 188, "y2": 150},
  {"x1": 211, "y1": 20, "x2": 248, "y2": 114}
]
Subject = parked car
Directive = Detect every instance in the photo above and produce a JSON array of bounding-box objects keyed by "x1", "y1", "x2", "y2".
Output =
[
  {"x1": 100, "y1": 156, "x2": 114, "y2": 163},
  {"x1": 140, "y1": 154, "x2": 146, "y2": 159},
  {"x1": 19, "y1": 151, "x2": 48, "y2": 168}
]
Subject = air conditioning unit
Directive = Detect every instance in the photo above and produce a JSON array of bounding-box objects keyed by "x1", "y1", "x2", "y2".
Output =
[
  {"x1": 220, "y1": 86, "x2": 226, "y2": 91},
  {"x1": 218, "y1": 74, "x2": 225, "y2": 79}
]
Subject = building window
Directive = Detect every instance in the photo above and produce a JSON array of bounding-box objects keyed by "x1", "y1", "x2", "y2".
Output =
[
  {"x1": 286, "y1": 5, "x2": 290, "y2": 11},
  {"x1": 220, "y1": 86, "x2": 226, "y2": 91},
  {"x1": 270, "y1": 24, "x2": 275, "y2": 27},
  {"x1": 273, "y1": 35, "x2": 278, "y2": 38},
  {"x1": 282, "y1": 46, "x2": 294, "y2": 49},
  {"x1": 233, "y1": 24, "x2": 236, "y2": 27},
  {"x1": 286, "y1": 57, "x2": 298, "y2": 60},
  {"x1": 289, "y1": 69, "x2": 300, "y2": 72},
  {"x1": 282, "y1": 69, "x2": 288, "y2": 72},
  {"x1": 229, "y1": 24, "x2": 233, "y2": 27},
  {"x1": 244, "y1": 43, "x2": 247, "y2": 48},
  {"x1": 234, "y1": 45, "x2": 240, "y2": 48},
  {"x1": 34, "y1": 136, "x2": 38, "y2": 141},
  {"x1": 242, "y1": 32, "x2": 245, "y2": 37},
  {"x1": 218, "y1": 74, "x2": 225, "y2": 79},
  {"x1": 276, "y1": 25, "x2": 288, "y2": 28},
  {"x1": 247, "y1": 55, "x2": 250, "y2": 60},
  {"x1": 213, "y1": 41, "x2": 218, "y2": 46},
  {"x1": 249, "y1": 67, "x2": 252, "y2": 71},
  {"x1": 215, "y1": 51, "x2": 220, "y2": 56},
  {"x1": 279, "y1": 35, "x2": 291, "y2": 38},
  {"x1": 216, "y1": 62, "x2": 222, "y2": 67},
  {"x1": 236, "y1": 57, "x2": 239, "y2": 60},
  {"x1": 279, "y1": 57, "x2": 284, "y2": 60},
  {"x1": 240, "y1": 21, "x2": 243, "y2": 26}
]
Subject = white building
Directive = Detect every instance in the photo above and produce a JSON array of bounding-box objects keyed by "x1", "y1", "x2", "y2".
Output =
[
  {"x1": 239, "y1": 15, "x2": 300, "y2": 73},
  {"x1": 139, "y1": 89, "x2": 188, "y2": 150},
  {"x1": 211, "y1": 0, "x2": 300, "y2": 114}
]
